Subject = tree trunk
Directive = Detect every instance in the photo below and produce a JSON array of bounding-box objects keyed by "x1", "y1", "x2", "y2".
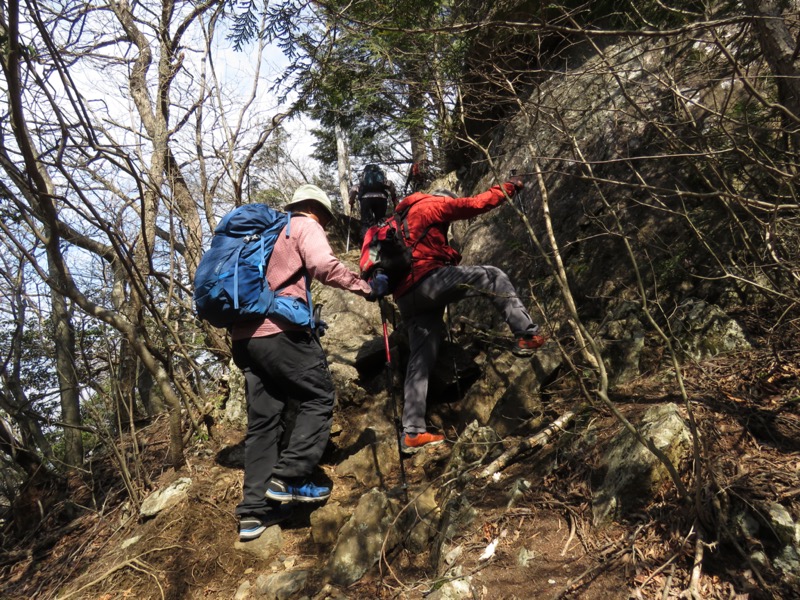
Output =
[
  {"x1": 49, "y1": 277, "x2": 83, "y2": 469},
  {"x1": 335, "y1": 119, "x2": 352, "y2": 215},
  {"x1": 746, "y1": 1, "x2": 800, "y2": 142}
]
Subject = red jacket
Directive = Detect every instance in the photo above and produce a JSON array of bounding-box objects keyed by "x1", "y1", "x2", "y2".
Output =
[{"x1": 392, "y1": 182, "x2": 518, "y2": 298}]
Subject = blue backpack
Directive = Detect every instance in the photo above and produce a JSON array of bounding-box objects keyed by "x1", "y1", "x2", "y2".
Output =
[{"x1": 193, "y1": 204, "x2": 314, "y2": 329}]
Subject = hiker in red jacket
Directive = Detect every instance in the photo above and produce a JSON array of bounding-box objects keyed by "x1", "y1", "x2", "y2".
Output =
[{"x1": 391, "y1": 178, "x2": 545, "y2": 454}]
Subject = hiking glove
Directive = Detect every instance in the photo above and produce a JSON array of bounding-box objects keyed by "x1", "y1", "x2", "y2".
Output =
[
  {"x1": 369, "y1": 273, "x2": 390, "y2": 300},
  {"x1": 508, "y1": 176, "x2": 525, "y2": 191}
]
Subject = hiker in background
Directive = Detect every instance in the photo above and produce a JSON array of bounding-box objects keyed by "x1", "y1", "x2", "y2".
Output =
[
  {"x1": 403, "y1": 159, "x2": 428, "y2": 194},
  {"x1": 349, "y1": 164, "x2": 398, "y2": 244},
  {"x1": 388, "y1": 179, "x2": 545, "y2": 454},
  {"x1": 232, "y1": 184, "x2": 388, "y2": 541}
]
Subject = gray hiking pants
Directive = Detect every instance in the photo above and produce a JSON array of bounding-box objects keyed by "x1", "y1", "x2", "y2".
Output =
[{"x1": 395, "y1": 265, "x2": 537, "y2": 435}]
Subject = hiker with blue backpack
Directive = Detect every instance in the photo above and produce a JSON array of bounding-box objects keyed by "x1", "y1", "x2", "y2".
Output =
[
  {"x1": 195, "y1": 184, "x2": 388, "y2": 541},
  {"x1": 360, "y1": 177, "x2": 545, "y2": 454},
  {"x1": 349, "y1": 164, "x2": 398, "y2": 244}
]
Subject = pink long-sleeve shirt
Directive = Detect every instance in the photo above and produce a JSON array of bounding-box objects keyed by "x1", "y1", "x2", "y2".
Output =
[{"x1": 231, "y1": 214, "x2": 371, "y2": 340}]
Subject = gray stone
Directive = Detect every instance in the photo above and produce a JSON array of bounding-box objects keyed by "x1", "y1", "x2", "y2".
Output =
[
  {"x1": 139, "y1": 477, "x2": 192, "y2": 518},
  {"x1": 773, "y1": 545, "x2": 800, "y2": 582},
  {"x1": 426, "y1": 567, "x2": 473, "y2": 599},
  {"x1": 599, "y1": 302, "x2": 646, "y2": 385},
  {"x1": 460, "y1": 355, "x2": 532, "y2": 427},
  {"x1": 767, "y1": 502, "x2": 797, "y2": 546},
  {"x1": 310, "y1": 502, "x2": 350, "y2": 547},
  {"x1": 592, "y1": 404, "x2": 691, "y2": 525},
  {"x1": 445, "y1": 421, "x2": 503, "y2": 475},
  {"x1": 255, "y1": 570, "x2": 309, "y2": 600},
  {"x1": 222, "y1": 360, "x2": 247, "y2": 428},
  {"x1": 234, "y1": 580, "x2": 252, "y2": 600},
  {"x1": 406, "y1": 486, "x2": 440, "y2": 553},
  {"x1": 315, "y1": 279, "x2": 384, "y2": 370},
  {"x1": 517, "y1": 547, "x2": 536, "y2": 567},
  {"x1": 324, "y1": 489, "x2": 407, "y2": 586},
  {"x1": 234, "y1": 525, "x2": 283, "y2": 561},
  {"x1": 487, "y1": 366, "x2": 544, "y2": 438}
]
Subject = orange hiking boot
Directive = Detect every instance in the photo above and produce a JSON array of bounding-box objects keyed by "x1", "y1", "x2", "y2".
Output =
[
  {"x1": 513, "y1": 333, "x2": 546, "y2": 357},
  {"x1": 401, "y1": 432, "x2": 445, "y2": 455}
]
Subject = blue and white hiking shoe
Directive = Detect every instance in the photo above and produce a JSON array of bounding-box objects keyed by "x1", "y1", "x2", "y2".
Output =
[
  {"x1": 265, "y1": 477, "x2": 331, "y2": 503},
  {"x1": 238, "y1": 508, "x2": 291, "y2": 541}
]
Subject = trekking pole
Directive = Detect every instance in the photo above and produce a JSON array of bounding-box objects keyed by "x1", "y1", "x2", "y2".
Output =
[
  {"x1": 345, "y1": 212, "x2": 352, "y2": 252},
  {"x1": 379, "y1": 298, "x2": 409, "y2": 502}
]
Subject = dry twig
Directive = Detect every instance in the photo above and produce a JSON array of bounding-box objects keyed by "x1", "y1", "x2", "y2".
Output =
[{"x1": 479, "y1": 410, "x2": 575, "y2": 479}]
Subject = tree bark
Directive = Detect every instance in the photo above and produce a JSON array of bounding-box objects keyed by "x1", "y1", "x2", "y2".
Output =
[
  {"x1": 745, "y1": 1, "x2": 800, "y2": 139},
  {"x1": 335, "y1": 119, "x2": 352, "y2": 214},
  {"x1": 50, "y1": 277, "x2": 83, "y2": 469}
]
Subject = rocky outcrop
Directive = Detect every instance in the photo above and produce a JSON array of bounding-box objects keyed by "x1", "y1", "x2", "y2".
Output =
[
  {"x1": 139, "y1": 477, "x2": 192, "y2": 518},
  {"x1": 323, "y1": 489, "x2": 409, "y2": 586},
  {"x1": 592, "y1": 403, "x2": 692, "y2": 525}
]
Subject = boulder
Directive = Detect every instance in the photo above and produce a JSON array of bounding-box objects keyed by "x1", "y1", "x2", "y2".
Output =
[
  {"x1": 592, "y1": 403, "x2": 691, "y2": 525},
  {"x1": 669, "y1": 299, "x2": 750, "y2": 361},
  {"x1": 324, "y1": 489, "x2": 409, "y2": 586},
  {"x1": 234, "y1": 525, "x2": 283, "y2": 561},
  {"x1": 460, "y1": 355, "x2": 532, "y2": 427},
  {"x1": 315, "y1": 277, "x2": 384, "y2": 369},
  {"x1": 254, "y1": 570, "x2": 309, "y2": 600},
  {"x1": 406, "y1": 486, "x2": 440, "y2": 553}
]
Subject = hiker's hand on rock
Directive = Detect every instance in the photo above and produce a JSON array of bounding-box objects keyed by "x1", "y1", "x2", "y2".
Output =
[{"x1": 369, "y1": 272, "x2": 389, "y2": 300}]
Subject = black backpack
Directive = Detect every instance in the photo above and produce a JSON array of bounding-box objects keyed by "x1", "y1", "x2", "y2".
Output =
[{"x1": 360, "y1": 164, "x2": 386, "y2": 195}]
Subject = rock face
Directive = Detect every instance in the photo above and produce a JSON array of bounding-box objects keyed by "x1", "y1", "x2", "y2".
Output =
[
  {"x1": 599, "y1": 302, "x2": 646, "y2": 385},
  {"x1": 668, "y1": 299, "x2": 751, "y2": 361},
  {"x1": 592, "y1": 404, "x2": 692, "y2": 525},
  {"x1": 310, "y1": 502, "x2": 350, "y2": 547}
]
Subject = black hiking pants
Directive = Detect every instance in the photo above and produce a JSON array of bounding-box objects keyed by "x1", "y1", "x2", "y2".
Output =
[
  {"x1": 232, "y1": 330, "x2": 334, "y2": 517},
  {"x1": 359, "y1": 193, "x2": 389, "y2": 241}
]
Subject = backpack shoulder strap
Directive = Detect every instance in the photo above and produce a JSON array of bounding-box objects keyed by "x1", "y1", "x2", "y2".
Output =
[{"x1": 395, "y1": 202, "x2": 436, "y2": 250}]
